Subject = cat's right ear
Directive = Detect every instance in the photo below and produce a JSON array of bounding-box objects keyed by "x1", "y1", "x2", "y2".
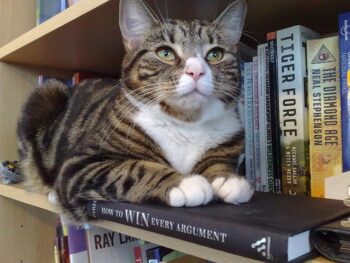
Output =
[{"x1": 119, "y1": 0, "x2": 158, "y2": 51}]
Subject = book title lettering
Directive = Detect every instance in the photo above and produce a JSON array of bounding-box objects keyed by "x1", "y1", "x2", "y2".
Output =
[
  {"x1": 279, "y1": 33, "x2": 298, "y2": 137},
  {"x1": 100, "y1": 207, "x2": 228, "y2": 243},
  {"x1": 94, "y1": 232, "x2": 137, "y2": 250},
  {"x1": 311, "y1": 67, "x2": 340, "y2": 146}
]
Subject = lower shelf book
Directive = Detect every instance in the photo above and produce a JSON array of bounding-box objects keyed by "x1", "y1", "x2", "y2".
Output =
[
  {"x1": 87, "y1": 192, "x2": 350, "y2": 262},
  {"x1": 85, "y1": 224, "x2": 140, "y2": 262}
]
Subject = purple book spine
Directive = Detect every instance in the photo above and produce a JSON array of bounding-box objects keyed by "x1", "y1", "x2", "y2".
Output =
[
  {"x1": 339, "y1": 12, "x2": 350, "y2": 172},
  {"x1": 67, "y1": 225, "x2": 87, "y2": 254}
]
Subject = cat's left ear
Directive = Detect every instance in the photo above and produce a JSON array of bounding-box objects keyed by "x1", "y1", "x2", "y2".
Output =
[
  {"x1": 119, "y1": 0, "x2": 158, "y2": 51},
  {"x1": 213, "y1": 0, "x2": 247, "y2": 44}
]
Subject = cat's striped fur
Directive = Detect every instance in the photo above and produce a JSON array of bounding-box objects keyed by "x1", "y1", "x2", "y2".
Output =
[{"x1": 17, "y1": 0, "x2": 253, "y2": 221}]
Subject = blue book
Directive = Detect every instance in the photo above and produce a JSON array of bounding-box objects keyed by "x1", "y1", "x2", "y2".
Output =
[
  {"x1": 36, "y1": 0, "x2": 68, "y2": 25},
  {"x1": 146, "y1": 247, "x2": 173, "y2": 263},
  {"x1": 339, "y1": 12, "x2": 350, "y2": 172},
  {"x1": 38, "y1": 75, "x2": 73, "y2": 88}
]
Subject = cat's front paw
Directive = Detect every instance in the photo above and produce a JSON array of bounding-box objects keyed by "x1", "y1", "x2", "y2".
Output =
[
  {"x1": 212, "y1": 176, "x2": 254, "y2": 204},
  {"x1": 168, "y1": 175, "x2": 213, "y2": 207}
]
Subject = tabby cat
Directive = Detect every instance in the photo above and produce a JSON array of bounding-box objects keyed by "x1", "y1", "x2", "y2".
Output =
[{"x1": 17, "y1": 0, "x2": 253, "y2": 221}]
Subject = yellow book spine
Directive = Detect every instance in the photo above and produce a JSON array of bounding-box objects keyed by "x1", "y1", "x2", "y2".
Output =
[{"x1": 307, "y1": 36, "x2": 343, "y2": 198}]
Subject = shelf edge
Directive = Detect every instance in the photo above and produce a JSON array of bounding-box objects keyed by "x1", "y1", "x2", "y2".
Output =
[{"x1": 0, "y1": 183, "x2": 57, "y2": 213}]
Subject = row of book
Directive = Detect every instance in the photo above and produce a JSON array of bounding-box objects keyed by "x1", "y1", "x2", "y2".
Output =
[
  {"x1": 242, "y1": 11, "x2": 350, "y2": 198},
  {"x1": 54, "y1": 216, "x2": 209, "y2": 263},
  {"x1": 38, "y1": 72, "x2": 98, "y2": 88},
  {"x1": 36, "y1": 0, "x2": 80, "y2": 25}
]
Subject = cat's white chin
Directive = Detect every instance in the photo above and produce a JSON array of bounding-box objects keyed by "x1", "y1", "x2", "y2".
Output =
[
  {"x1": 176, "y1": 72, "x2": 213, "y2": 97},
  {"x1": 175, "y1": 90, "x2": 209, "y2": 109}
]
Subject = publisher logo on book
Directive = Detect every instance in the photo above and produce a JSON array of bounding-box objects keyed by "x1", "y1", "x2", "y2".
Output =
[
  {"x1": 251, "y1": 237, "x2": 271, "y2": 259},
  {"x1": 341, "y1": 19, "x2": 349, "y2": 41}
]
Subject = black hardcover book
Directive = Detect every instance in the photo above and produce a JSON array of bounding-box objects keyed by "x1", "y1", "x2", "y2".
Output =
[
  {"x1": 267, "y1": 32, "x2": 282, "y2": 194},
  {"x1": 87, "y1": 192, "x2": 350, "y2": 262}
]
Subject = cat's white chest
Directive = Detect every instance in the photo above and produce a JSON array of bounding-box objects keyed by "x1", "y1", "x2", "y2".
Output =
[{"x1": 133, "y1": 100, "x2": 242, "y2": 175}]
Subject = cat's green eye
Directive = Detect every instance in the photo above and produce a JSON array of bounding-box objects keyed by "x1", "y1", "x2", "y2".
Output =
[
  {"x1": 156, "y1": 47, "x2": 176, "y2": 62},
  {"x1": 206, "y1": 48, "x2": 224, "y2": 63}
]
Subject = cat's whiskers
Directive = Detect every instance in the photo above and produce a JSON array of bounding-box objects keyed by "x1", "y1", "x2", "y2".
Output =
[
  {"x1": 100, "y1": 79, "x2": 172, "y2": 137},
  {"x1": 152, "y1": 0, "x2": 172, "y2": 36},
  {"x1": 142, "y1": 0, "x2": 172, "y2": 36},
  {"x1": 99, "y1": 82, "x2": 176, "y2": 149},
  {"x1": 197, "y1": 81, "x2": 241, "y2": 105},
  {"x1": 101, "y1": 91, "x2": 166, "y2": 149},
  {"x1": 98, "y1": 75, "x2": 136, "y2": 147},
  {"x1": 120, "y1": 85, "x2": 175, "y2": 131}
]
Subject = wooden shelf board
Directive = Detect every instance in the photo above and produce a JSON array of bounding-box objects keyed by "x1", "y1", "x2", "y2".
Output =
[
  {"x1": 0, "y1": 183, "x2": 259, "y2": 262},
  {"x1": 0, "y1": 183, "x2": 57, "y2": 213},
  {"x1": 0, "y1": 0, "x2": 120, "y2": 76},
  {"x1": 1, "y1": 0, "x2": 349, "y2": 77}
]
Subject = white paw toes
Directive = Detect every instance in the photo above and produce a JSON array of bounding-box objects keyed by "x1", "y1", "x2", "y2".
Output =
[
  {"x1": 212, "y1": 176, "x2": 254, "y2": 204},
  {"x1": 169, "y1": 175, "x2": 213, "y2": 207}
]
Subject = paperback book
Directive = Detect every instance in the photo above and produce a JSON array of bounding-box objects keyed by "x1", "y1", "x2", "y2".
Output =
[
  {"x1": 85, "y1": 224, "x2": 140, "y2": 263},
  {"x1": 257, "y1": 43, "x2": 270, "y2": 192},
  {"x1": 267, "y1": 31, "x2": 282, "y2": 193},
  {"x1": 276, "y1": 25, "x2": 319, "y2": 195},
  {"x1": 243, "y1": 62, "x2": 255, "y2": 186},
  {"x1": 36, "y1": 0, "x2": 68, "y2": 25},
  {"x1": 339, "y1": 12, "x2": 350, "y2": 172},
  {"x1": 252, "y1": 56, "x2": 262, "y2": 191},
  {"x1": 307, "y1": 36, "x2": 343, "y2": 198}
]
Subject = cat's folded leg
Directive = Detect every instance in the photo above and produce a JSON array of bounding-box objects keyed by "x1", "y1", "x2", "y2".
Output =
[
  {"x1": 200, "y1": 163, "x2": 254, "y2": 205},
  {"x1": 56, "y1": 157, "x2": 212, "y2": 221}
]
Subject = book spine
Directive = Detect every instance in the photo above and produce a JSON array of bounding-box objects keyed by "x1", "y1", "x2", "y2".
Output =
[
  {"x1": 134, "y1": 246, "x2": 143, "y2": 263},
  {"x1": 258, "y1": 44, "x2": 269, "y2": 192},
  {"x1": 67, "y1": 224, "x2": 89, "y2": 263},
  {"x1": 88, "y1": 200, "x2": 289, "y2": 262},
  {"x1": 252, "y1": 56, "x2": 262, "y2": 191},
  {"x1": 339, "y1": 12, "x2": 350, "y2": 172},
  {"x1": 276, "y1": 26, "x2": 318, "y2": 195},
  {"x1": 267, "y1": 32, "x2": 282, "y2": 194},
  {"x1": 237, "y1": 42, "x2": 257, "y2": 63},
  {"x1": 264, "y1": 43, "x2": 275, "y2": 193},
  {"x1": 243, "y1": 62, "x2": 255, "y2": 186},
  {"x1": 56, "y1": 222, "x2": 70, "y2": 263},
  {"x1": 37, "y1": 0, "x2": 68, "y2": 25},
  {"x1": 307, "y1": 36, "x2": 343, "y2": 198}
]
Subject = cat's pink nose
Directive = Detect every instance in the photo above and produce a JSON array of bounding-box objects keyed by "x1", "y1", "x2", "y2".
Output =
[{"x1": 185, "y1": 57, "x2": 206, "y2": 81}]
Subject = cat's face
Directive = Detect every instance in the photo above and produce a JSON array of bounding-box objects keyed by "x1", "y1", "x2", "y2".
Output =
[{"x1": 120, "y1": 0, "x2": 247, "y2": 120}]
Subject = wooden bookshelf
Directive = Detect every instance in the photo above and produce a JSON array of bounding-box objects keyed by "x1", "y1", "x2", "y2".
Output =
[
  {"x1": 0, "y1": 0, "x2": 349, "y2": 262},
  {"x1": 1, "y1": 0, "x2": 348, "y2": 76}
]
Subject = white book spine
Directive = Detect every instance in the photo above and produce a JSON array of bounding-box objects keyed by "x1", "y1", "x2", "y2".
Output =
[
  {"x1": 244, "y1": 62, "x2": 255, "y2": 186},
  {"x1": 252, "y1": 56, "x2": 262, "y2": 191},
  {"x1": 258, "y1": 44, "x2": 268, "y2": 191},
  {"x1": 276, "y1": 25, "x2": 319, "y2": 195}
]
